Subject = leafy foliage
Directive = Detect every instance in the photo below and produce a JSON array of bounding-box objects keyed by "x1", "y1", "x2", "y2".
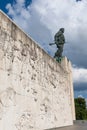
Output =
[{"x1": 75, "y1": 97, "x2": 87, "y2": 120}]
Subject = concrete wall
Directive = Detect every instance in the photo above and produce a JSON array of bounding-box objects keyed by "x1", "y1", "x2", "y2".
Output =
[{"x1": 0, "y1": 10, "x2": 75, "y2": 130}]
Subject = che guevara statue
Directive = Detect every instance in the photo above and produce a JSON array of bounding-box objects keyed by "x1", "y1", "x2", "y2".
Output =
[{"x1": 49, "y1": 28, "x2": 65, "y2": 62}]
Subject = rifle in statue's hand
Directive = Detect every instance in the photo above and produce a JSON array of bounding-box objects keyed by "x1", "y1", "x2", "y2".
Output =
[
  {"x1": 49, "y1": 42, "x2": 68, "y2": 46},
  {"x1": 49, "y1": 43, "x2": 55, "y2": 46}
]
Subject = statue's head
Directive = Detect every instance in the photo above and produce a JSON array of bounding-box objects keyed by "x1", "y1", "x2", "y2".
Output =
[{"x1": 60, "y1": 28, "x2": 64, "y2": 33}]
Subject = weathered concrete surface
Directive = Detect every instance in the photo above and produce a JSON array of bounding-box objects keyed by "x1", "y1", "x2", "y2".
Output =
[
  {"x1": 0, "y1": 10, "x2": 75, "y2": 130},
  {"x1": 47, "y1": 121, "x2": 87, "y2": 130}
]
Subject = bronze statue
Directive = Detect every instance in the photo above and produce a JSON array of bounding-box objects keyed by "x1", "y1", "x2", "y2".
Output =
[{"x1": 49, "y1": 28, "x2": 65, "y2": 62}]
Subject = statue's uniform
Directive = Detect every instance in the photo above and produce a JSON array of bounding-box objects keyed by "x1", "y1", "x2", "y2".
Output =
[{"x1": 54, "y1": 30, "x2": 65, "y2": 58}]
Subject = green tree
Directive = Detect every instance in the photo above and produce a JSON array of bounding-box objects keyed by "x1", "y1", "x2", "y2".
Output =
[{"x1": 74, "y1": 97, "x2": 87, "y2": 120}]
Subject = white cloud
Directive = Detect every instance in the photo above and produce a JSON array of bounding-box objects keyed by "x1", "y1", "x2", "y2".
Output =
[
  {"x1": 73, "y1": 67, "x2": 87, "y2": 83},
  {"x1": 78, "y1": 95, "x2": 84, "y2": 98}
]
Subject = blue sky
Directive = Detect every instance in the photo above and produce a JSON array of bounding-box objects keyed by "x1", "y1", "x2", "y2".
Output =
[
  {"x1": 1, "y1": 0, "x2": 87, "y2": 98},
  {"x1": 0, "y1": 0, "x2": 14, "y2": 13},
  {"x1": 0, "y1": 0, "x2": 32, "y2": 13}
]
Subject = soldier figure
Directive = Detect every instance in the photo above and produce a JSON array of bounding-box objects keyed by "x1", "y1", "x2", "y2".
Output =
[{"x1": 54, "y1": 28, "x2": 65, "y2": 58}]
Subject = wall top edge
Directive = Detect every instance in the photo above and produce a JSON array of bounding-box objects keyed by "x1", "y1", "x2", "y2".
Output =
[
  {"x1": 0, "y1": 10, "x2": 51, "y2": 59},
  {"x1": 0, "y1": 10, "x2": 40, "y2": 46},
  {"x1": 0, "y1": 10, "x2": 71, "y2": 70}
]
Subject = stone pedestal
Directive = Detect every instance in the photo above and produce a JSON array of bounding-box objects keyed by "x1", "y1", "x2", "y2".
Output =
[{"x1": 0, "y1": 10, "x2": 75, "y2": 130}]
